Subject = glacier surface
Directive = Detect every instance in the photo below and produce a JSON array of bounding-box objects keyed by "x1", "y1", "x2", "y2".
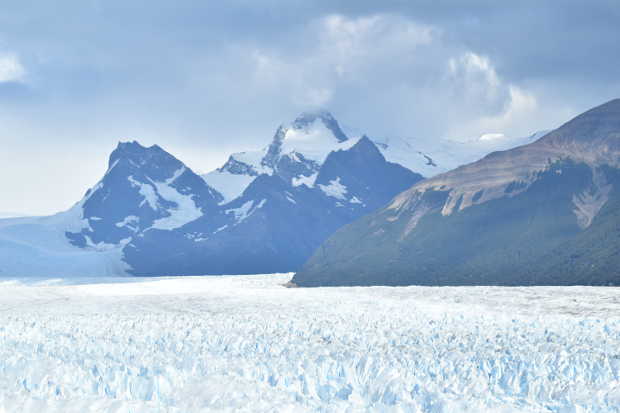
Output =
[{"x1": 0, "y1": 274, "x2": 619, "y2": 412}]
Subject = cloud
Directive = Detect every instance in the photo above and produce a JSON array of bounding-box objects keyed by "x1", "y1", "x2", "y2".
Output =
[
  {"x1": 448, "y1": 52, "x2": 504, "y2": 108},
  {"x1": 0, "y1": 52, "x2": 25, "y2": 83},
  {"x1": 452, "y1": 85, "x2": 539, "y2": 140},
  {"x1": 0, "y1": 1, "x2": 619, "y2": 214},
  {"x1": 443, "y1": 52, "x2": 540, "y2": 139},
  {"x1": 241, "y1": 14, "x2": 548, "y2": 141},
  {"x1": 247, "y1": 14, "x2": 438, "y2": 110},
  {"x1": 317, "y1": 14, "x2": 436, "y2": 77}
]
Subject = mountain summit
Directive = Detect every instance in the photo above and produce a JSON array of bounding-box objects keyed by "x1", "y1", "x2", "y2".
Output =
[
  {"x1": 544, "y1": 98, "x2": 620, "y2": 145},
  {"x1": 204, "y1": 110, "x2": 358, "y2": 202},
  {"x1": 293, "y1": 99, "x2": 620, "y2": 287},
  {"x1": 290, "y1": 110, "x2": 348, "y2": 142}
]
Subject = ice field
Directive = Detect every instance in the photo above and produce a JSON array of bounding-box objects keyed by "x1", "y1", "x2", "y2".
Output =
[{"x1": 1, "y1": 274, "x2": 620, "y2": 412}]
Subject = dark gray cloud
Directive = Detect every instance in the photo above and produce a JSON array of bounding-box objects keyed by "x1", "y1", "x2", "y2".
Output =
[{"x1": 1, "y1": 0, "x2": 619, "y2": 214}]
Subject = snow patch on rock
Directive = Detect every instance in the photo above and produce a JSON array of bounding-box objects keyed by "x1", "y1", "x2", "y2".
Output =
[
  {"x1": 202, "y1": 170, "x2": 256, "y2": 205},
  {"x1": 115, "y1": 215, "x2": 139, "y2": 231},
  {"x1": 318, "y1": 177, "x2": 348, "y2": 200},
  {"x1": 292, "y1": 172, "x2": 318, "y2": 188},
  {"x1": 128, "y1": 176, "x2": 159, "y2": 210},
  {"x1": 150, "y1": 168, "x2": 203, "y2": 231},
  {"x1": 226, "y1": 199, "x2": 267, "y2": 225}
]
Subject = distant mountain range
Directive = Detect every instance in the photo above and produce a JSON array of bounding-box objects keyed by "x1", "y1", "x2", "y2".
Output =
[
  {"x1": 0, "y1": 110, "x2": 545, "y2": 277},
  {"x1": 293, "y1": 99, "x2": 620, "y2": 286}
]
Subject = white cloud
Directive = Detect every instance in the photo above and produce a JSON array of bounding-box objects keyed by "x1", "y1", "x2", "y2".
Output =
[
  {"x1": 301, "y1": 87, "x2": 333, "y2": 107},
  {"x1": 243, "y1": 16, "x2": 556, "y2": 141},
  {"x1": 0, "y1": 53, "x2": 25, "y2": 83},
  {"x1": 473, "y1": 85, "x2": 538, "y2": 134},
  {"x1": 248, "y1": 14, "x2": 439, "y2": 110},
  {"x1": 318, "y1": 14, "x2": 436, "y2": 77},
  {"x1": 445, "y1": 52, "x2": 542, "y2": 139},
  {"x1": 447, "y1": 52, "x2": 506, "y2": 110}
]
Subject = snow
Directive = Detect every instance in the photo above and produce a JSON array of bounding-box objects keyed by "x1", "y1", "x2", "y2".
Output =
[
  {"x1": 373, "y1": 131, "x2": 548, "y2": 178},
  {"x1": 280, "y1": 121, "x2": 357, "y2": 165},
  {"x1": 0, "y1": 215, "x2": 130, "y2": 277},
  {"x1": 479, "y1": 132, "x2": 506, "y2": 141},
  {"x1": 201, "y1": 118, "x2": 358, "y2": 202},
  {"x1": 115, "y1": 215, "x2": 139, "y2": 230},
  {"x1": 0, "y1": 183, "x2": 131, "y2": 277},
  {"x1": 226, "y1": 200, "x2": 254, "y2": 224},
  {"x1": 128, "y1": 176, "x2": 159, "y2": 210},
  {"x1": 292, "y1": 172, "x2": 318, "y2": 188},
  {"x1": 0, "y1": 273, "x2": 619, "y2": 412},
  {"x1": 150, "y1": 171, "x2": 203, "y2": 231},
  {"x1": 0, "y1": 212, "x2": 26, "y2": 218},
  {"x1": 201, "y1": 170, "x2": 256, "y2": 205},
  {"x1": 0, "y1": 171, "x2": 135, "y2": 277},
  {"x1": 225, "y1": 199, "x2": 266, "y2": 225},
  {"x1": 255, "y1": 199, "x2": 266, "y2": 209},
  {"x1": 231, "y1": 151, "x2": 271, "y2": 175},
  {"x1": 129, "y1": 168, "x2": 204, "y2": 231},
  {"x1": 0, "y1": 165, "x2": 206, "y2": 278},
  {"x1": 318, "y1": 177, "x2": 348, "y2": 200}
]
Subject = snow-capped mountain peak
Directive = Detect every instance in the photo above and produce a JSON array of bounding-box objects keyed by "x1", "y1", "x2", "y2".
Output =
[
  {"x1": 264, "y1": 110, "x2": 351, "y2": 167},
  {"x1": 204, "y1": 111, "x2": 357, "y2": 203},
  {"x1": 107, "y1": 141, "x2": 187, "y2": 181},
  {"x1": 290, "y1": 110, "x2": 348, "y2": 143}
]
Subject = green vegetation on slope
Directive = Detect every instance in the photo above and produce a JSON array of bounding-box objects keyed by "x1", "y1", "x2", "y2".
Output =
[{"x1": 293, "y1": 161, "x2": 620, "y2": 286}]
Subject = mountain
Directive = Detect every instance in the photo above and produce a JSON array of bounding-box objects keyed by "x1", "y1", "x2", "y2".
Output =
[
  {"x1": 292, "y1": 99, "x2": 620, "y2": 286},
  {"x1": 0, "y1": 112, "x2": 423, "y2": 276},
  {"x1": 202, "y1": 111, "x2": 360, "y2": 203},
  {"x1": 203, "y1": 110, "x2": 545, "y2": 201},
  {"x1": 125, "y1": 134, "x2": 422, "y2": 275},
  {"x1": 0, "y1": 142, "x2": 223, "y2": 277}
]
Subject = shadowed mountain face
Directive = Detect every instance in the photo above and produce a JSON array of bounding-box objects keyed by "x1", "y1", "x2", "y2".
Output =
[{"x1": 292, "y1": 99, "x2": 620, "y2": 287}]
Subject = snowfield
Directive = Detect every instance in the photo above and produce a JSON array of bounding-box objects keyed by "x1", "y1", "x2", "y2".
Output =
[{"x1": 1, "y1": 274, "x2": 620, "y2": 412}]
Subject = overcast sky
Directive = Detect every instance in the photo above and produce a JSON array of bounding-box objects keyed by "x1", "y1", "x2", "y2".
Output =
[{"x1": 1, "y1": 0, "x2": 619, "y2": 215}]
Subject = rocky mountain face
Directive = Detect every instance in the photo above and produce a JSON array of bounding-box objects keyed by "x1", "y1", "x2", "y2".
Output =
[
  {"x1": 0, "y1": 111, "x2": 423, "y2": 276},
  {"x1": 292, "y1": 99, "x2": 620, "y2": 286},
  {"x1": 66, "y1": 142, "x2": 223, "y2": 249}
]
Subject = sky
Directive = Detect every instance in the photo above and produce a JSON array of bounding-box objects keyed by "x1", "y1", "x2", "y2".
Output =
[{"x1": 1, "y1": 0, "x2": 619, "y2": 215}]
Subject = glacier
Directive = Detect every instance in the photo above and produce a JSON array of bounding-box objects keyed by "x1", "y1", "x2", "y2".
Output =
[{"x1": 0, "y1": 274, "x2": 619, "y2": 412}]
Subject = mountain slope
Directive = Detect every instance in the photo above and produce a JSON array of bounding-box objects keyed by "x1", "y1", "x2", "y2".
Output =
[{"x1": 292, "y1": 99, "x2": 620, "y2": 286}]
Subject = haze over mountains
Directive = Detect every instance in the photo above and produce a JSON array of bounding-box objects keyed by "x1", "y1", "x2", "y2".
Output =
[{"x1": 293, "y1": 99, "x2": 620, "y2": 287}]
